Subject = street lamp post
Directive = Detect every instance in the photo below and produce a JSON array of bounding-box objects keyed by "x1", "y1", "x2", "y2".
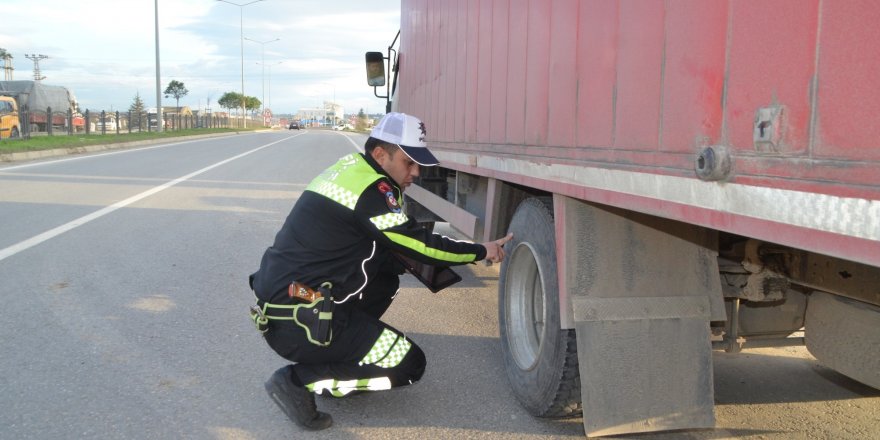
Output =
[
  {"x1": 154, "y1": 0, "x2": 162, "y2": 132},
  {"x1": 256, "y1": 60, "x2": 283, "y2": 117},
  {"x1": 216, "y1": 0, "x2": 264, "y2": 128},
  {"x1": 245, "y1": 37, "x2": 280, "y2": 124}
]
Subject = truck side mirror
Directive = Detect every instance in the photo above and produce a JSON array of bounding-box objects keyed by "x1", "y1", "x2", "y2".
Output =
[{"x1": 365, "y1": 52, "x2": 386, "y2": 87}]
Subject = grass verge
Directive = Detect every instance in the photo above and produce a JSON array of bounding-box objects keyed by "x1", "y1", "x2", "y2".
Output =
[{"x1": 0, "y1": 128, "x2": 255, "y2": 153}]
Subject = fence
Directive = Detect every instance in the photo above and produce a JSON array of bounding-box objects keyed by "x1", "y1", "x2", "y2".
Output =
[{"x1": 10, "y1": 105, "x2": 254, "y2": 139}]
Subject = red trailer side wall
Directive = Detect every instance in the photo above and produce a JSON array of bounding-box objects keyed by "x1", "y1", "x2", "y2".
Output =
[{"x1": 397, "y1": 0, "x2": 880, "y2": 266}]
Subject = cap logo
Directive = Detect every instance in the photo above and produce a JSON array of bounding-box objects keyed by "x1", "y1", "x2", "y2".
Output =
[{"x1": 418, "y1": 122, "x2": 426, "y2": 142}]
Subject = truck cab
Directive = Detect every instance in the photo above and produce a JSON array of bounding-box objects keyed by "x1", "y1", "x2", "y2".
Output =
[{"x1": 0, "y1": 95, "x2": 21, "y2": 139}]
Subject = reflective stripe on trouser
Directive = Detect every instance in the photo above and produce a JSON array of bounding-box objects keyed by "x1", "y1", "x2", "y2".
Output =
[
  {"x1": 306, "y1": 328, "x2": 415, "y2": 397},
  {"x1": 306, "y1": 377, "x2": 393, "y2": 397}
]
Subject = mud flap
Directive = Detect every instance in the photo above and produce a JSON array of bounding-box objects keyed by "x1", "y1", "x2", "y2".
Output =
[
  {"x1": 573, "y1": 296, "x2": 714, "y2": 437},
  {"x1": 555, "y1": 196, "x2": 722, "y2": 437}
]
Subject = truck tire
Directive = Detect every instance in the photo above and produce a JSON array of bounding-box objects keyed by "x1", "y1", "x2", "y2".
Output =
[
  {"x1": 805, "y1": 291, "x2": 880, "y2": 389},
  {"x1": 11, "y1": 127, "x2": 19, "y2": 139},
  {"x1": 498, "y1": 197, "x2": 581, "y2": 418}
]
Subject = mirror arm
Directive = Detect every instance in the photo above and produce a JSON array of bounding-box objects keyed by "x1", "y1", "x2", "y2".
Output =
[
  {"x1": 368, "y1": 31, "x2": 400, "y2": 112},
  {"x1": 381, "y1": 32, "x2": 400, "y2": 111}
]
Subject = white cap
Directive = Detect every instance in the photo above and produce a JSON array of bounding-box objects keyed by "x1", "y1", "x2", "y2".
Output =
[{"x1": 370, "y1": 112, "x2": 439, "y2": 166}]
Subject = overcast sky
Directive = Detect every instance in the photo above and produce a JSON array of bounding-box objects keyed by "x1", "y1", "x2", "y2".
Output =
[{"x1": 1, "y1": 0, "x2": 400, "y2": 116}]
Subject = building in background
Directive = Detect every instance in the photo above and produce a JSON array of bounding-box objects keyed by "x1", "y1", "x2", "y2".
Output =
[{"x1": 295, "y1": 100, "x2": 343, "y2": 127}]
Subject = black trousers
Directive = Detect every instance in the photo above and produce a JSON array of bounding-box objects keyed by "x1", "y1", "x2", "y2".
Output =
[{"x1": 263, "y1": 273, "x2": 426, "y2": 396}]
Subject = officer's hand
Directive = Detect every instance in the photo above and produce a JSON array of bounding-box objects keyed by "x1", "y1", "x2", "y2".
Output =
[{"x1": 482, "y1": 233, "x2": 513, "y2": 264}]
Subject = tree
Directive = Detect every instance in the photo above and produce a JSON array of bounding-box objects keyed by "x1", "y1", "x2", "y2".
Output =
[
  {"x1": 129, "y1": 92, "x2": 146, "y2": 129},
  {"x1": 245, "y1": 96, "x2": 261, "y2": 115},
  {"x1": 356, "y1": 108, "x2": 368, "y2": 131},
  {"x1": 218, "y1": 91, "x2": 242, "y2": 113},
  {"x1": 163, "y1": 80, "x2": 189, "y2": 114}
]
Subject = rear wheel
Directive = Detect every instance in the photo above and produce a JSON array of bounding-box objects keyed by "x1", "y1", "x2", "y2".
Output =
[{"x1": 499, "y1": 197, "x2": 581, "y2": 418}]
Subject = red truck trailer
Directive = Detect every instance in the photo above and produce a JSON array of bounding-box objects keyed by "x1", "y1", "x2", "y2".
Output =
[{"x1": 367, "y1": 0, "x2": 880, "y2": 437}]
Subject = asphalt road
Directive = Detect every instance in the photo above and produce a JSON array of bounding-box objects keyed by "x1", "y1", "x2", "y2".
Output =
[{"x1": 0, "y1": 131, "x2": 877, "y2": 439}]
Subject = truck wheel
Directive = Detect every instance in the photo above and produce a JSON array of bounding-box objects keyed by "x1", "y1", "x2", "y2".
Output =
[
  {"x1": 11, "y1": 127, "x2": 19, "y2": 139},
  {"x1": 499, "y1": 197, "x2": 581, "y2": 418}
]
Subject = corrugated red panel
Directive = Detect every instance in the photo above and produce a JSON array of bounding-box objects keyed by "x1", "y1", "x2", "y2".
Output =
[
  {"x1": 400, "y1": 0, "x2": 426, "y2": 118},
  {"x1": 400, "y1": 0, "x2": 879, "y2": 186},
  {"x1": 490, "y1": 0, "x2": 510, "y2": 144},
  {"x1": 546, "y1": 0, "x2": 579, "y2": 148},
  {"x1": 815, "y1": 0, "x2": 880, "y2": 160},
  {"x1": 614, "y1": 1, "x2": 665, "y2": 150},
  {"x1": 452, "y1": 0, "x2": 468, "y2": 142},
  {"x1": 576, "y1": 0, "x2": 617, "y2": 148},
  {"x1": 463, "y1": 0, "x2": 480, "y2": 143},
  {"x1": 660, "y1": 1, "x2": 727, "y2": 152},
  {"x1": 435, "y1": 0, "x2": 450, "y2": 142},
  {"x1": 426, "y1": 0, "x2": 440, "y2": 140},
  {"x1": 524, "y1": 0, "x2": 551, "y2": 146},
  {"x1": 475, "y1": 0, "x2": 494, "y2": 144},
  {"x1": 725, "y1": 0, "x2": 818, "y2": 154},
  {"x1": 418, "y1": 0, "x2": 430, "y2": 128},
  {"x1": 505, "y1": 0, "x2": 529, "y2": 145}
]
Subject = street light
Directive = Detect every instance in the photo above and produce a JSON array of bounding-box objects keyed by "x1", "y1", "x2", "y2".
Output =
[
  {"x1": 216, "y1": 0, "x2": 264, "y2": 127},
  {"x1": 154, "y1": 0, "x2": 162, "y2": 132},
  {"x1": 256, "y1": 60, "x2": 283, "y2": 114},
  {"x1": 245, "y1": 36, "x2": 280, "y2": 122}
]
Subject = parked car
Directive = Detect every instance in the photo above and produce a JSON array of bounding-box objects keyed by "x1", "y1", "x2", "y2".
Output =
[
  {"x1": 333, "y1": 123, "x2": 353, "y2": 131},
  {"x1": 288, "y1": 122, "x2": 300, "y2": 130}
]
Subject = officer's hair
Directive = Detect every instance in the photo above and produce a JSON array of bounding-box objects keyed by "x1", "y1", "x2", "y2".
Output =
[{"x1": 365, "y1": 137, "x2": 400, "y2": 156}]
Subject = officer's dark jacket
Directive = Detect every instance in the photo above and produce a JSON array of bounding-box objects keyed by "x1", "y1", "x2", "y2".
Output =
[{"x1": 251, "y1": 152, "x2": 487, "y2": 305}]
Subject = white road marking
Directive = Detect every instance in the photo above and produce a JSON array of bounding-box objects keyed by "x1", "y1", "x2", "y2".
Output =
[{"x1": 0, "y1": 136, "x2": 294, "y2": 262}]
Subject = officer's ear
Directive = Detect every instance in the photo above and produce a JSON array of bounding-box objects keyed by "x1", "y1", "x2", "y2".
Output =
[{"x1": 370, "y1": 143, "x2": 392, "y2": 165}]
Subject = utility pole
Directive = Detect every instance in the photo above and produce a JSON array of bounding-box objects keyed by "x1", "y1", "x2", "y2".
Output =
[{"x1": 25, "y1": 54, "x2": 48, "y2": 81}]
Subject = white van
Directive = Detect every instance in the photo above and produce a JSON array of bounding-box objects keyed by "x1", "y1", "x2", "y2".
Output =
[{"x1": 146, "y1": 108, "x2": 164, "y2": 128}]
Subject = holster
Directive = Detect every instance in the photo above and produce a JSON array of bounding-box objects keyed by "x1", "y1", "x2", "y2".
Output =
[{"x1": 293, "y1": 285, "x2": 335, "y2": 347}]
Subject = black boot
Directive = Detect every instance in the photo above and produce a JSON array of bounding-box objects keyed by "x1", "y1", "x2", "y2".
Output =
[{"x1": 265, "y1": 365, "x2": 333, "y2": 431}]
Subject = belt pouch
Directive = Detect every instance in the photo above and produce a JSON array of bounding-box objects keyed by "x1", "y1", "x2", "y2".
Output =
[{"x1": 249, "y1": 305, "x2": 269, "y2": 333}]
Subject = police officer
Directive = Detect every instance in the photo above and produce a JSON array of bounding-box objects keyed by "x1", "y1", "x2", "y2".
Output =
[{"x1": 249, "y1": 112, "x2": 513, "y2": 430}]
